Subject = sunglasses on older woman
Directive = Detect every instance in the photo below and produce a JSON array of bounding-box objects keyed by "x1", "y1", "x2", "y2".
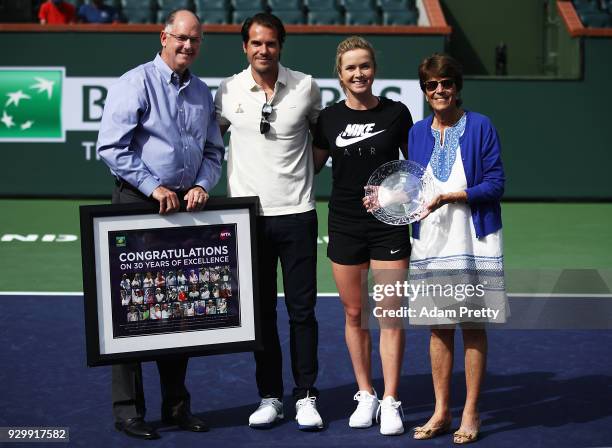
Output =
[{"x1": 424, "y1": 79, "x2": 455, "y2": 92}]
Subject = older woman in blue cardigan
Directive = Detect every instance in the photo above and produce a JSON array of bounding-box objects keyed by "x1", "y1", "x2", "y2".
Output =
[{"x1": 409, "y1": 54, "x2": 506, "y2": 444}]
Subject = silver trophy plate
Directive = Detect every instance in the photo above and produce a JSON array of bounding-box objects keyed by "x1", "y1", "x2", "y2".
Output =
[{"x1": 365, "y1": 160, "x2": 437, "y2": 225}]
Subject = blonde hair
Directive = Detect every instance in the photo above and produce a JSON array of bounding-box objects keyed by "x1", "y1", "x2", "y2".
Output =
[{"x1": 334, "y1": 36, "x2": 377, "y2": 89}]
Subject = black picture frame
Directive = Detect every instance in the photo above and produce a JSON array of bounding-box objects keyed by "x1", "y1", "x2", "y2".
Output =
[{"x1": 80, "y1": 197, "x2": 261, "y2": 367}]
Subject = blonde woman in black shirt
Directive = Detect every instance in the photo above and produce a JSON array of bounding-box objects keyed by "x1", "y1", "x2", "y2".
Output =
[{"x1": 313, "y1": 36, "x2": 413, "y2": 436}]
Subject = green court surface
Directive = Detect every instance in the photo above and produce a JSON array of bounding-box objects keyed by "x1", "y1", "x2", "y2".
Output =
[{"x1": 0, "y1": 199, "x2": 610, "y2": 293}]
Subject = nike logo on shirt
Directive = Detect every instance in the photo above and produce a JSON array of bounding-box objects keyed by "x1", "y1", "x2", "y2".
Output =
[
  {"x1": 335, "y1": 130, "x2": 385, "y2": 147},
  {"x1": 390, "y1": 249, "x2": 401, "y2": 254},
  {"x1": 335, "y1": 122, "x2": 386, "y2": 147}
]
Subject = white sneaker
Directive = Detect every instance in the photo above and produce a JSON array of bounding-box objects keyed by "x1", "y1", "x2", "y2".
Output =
[
  {"x1": 377, "y1": 396, "x2": 404, "y2": 435},
  {"x1": 349, "y1": 390, "x2": 378, "y2": 428},
  {"x1": 248, "y1": 398, "x2": 283, "y2": 428},
  {"x1": 295, "y1": 394, "x2": 324, "y2": 431}
]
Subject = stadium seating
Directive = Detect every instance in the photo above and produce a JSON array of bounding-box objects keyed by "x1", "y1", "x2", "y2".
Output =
[
  {"x1": 232, "y1": 8, "x2": 262, "y2": 23},
  {"x1": 231, "y1": 0, "x2": 265, "y2": 9},
  {"x1": 268, "y1": 0, "x2": 305, "y2": 24},
  {"x1": 572, "y1": 0, "x2": 612, "y2": 27},
  {"x1": 41, "y1": 0, "x2": 612, "y2": 32},
  {"x1": 193, "y1": 0, "x2": 230, "y2": 24},
  {"x1": 572, "y1": 0, "x2": 600, "y2": 13},
  {"x1": 199, "y1": 8, "x2": 230, "y2": 23},
  {"x1": 194, "y1": 0, "x2": 230, "y2": 8},
  {"x1": 121, "y1": 0, "x2": 155, "y2": 8},
  {"x1": 158, "y1": 0, "x2": 195, "y2": 8},
  {"x1": 268, "y1": 0, "x2": 303, "y2": 9},
  {"x1": 307, "y1": 9, "x2": 343, "y2": 24},
  {"x1": 345, "y1": 9, "x2": 380, "y2": 25},
  {"x1": 341, "y1": 0, "x2": 374, "y2": 9},
  {"x1": 377, "y1": 0, "x2": 414, "y2": 9},
  {"x1": 578, "y1": 10, "x2": 612, "y2": 26},
  {"x1": 382, "y1": 9, "x2": 417, "y2": 25},
  {"x1": 340, "y1": 0, "x2": 381, "y2": 25},
  {"x1": 272, "y1": 10, "x2": 306, "y2": 24},
  {"x1": 50, "y1": 0, "x2": 438, "y2": 29},
  {"x1": 304, "y1": 0, "x2": 338, "y2": 10},
  {"x1": 123, "y1": 7, "x2": 156, "y2": 23},
  {"x1": 157, "y1": 0, "x2": 198, "y2": 22},
  {"x1": 230, "y1": 0, "x2": 265, "y2": 26}
]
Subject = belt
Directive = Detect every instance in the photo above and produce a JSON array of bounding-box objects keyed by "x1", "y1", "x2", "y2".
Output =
[
  {"x1": 115, "y1": 178, "x2": 190, "y2": 197},
  {"x1": 115, "y1": 178, "x2": 146, "y2": 196}
]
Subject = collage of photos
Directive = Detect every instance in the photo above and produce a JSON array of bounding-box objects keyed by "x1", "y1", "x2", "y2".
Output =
[{"x1": 118, "y1": 266, "x2": 233, "y2": 324}]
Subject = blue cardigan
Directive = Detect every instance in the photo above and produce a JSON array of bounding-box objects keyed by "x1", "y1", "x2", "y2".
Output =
[{"x1": 409, "y1": 110, "x2": 505, "y2": 239}]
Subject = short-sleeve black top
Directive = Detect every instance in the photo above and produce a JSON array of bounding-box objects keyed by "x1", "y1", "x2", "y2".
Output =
[{"x1": 313, "y1": 97, "x2": 413, "y2": 218}]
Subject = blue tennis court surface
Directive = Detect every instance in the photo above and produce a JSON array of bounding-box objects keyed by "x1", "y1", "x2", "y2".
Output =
[{"x1": 1, "y1": 294, "x2": 611, "y2": 447}]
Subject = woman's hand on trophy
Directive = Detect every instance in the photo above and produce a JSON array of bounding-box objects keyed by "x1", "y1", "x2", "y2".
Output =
[
  {"x1": 364, "y1": 184, "x2": 413, "y2": 213},
  {"x1": 363, "y1": 185, "x2": 380, "y2": 212}
]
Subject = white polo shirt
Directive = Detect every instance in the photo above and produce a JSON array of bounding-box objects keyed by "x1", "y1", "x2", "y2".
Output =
[{"x1": 214, "y1": 64, "x2": 322, "y2": 216}]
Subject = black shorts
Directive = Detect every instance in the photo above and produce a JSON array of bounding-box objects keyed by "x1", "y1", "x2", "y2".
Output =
[{"x1": 327, "y1": 211, "x2": 411, "y2": 265}]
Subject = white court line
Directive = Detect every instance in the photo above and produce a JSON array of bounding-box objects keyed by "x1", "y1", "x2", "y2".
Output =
[
  {"x1": 508, "y1": 293, "x2": 612, "y2": 298},
  {"x1": 1, "y1": 292, "x2": 612, "y2": 298}
]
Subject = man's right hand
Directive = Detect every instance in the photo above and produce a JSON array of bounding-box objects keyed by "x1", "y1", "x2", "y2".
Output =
[{"x1": 151, "y1": 186, "x2": 180, "y2": 214}]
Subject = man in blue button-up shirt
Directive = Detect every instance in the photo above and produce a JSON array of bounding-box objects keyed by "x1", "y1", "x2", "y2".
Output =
[
  {"x1": 98, "y1": 12, "x2": 224, "y2": 215},
  {"x1": 96, "y1": 9, "x2": 224, "y2": 440}
]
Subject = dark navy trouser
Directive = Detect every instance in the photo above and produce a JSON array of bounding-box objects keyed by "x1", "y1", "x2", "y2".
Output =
[{"x1": 254, "y1": 209, "x2": 319, "y2": 401}]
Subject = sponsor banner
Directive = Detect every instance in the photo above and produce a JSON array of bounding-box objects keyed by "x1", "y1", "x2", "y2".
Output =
[
  {"x1": 0, "y1": 67, "x2": 64, "y2": 142},
  {"x1": 1, "y1": 68, "x2": 424, "y2": 139}
]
